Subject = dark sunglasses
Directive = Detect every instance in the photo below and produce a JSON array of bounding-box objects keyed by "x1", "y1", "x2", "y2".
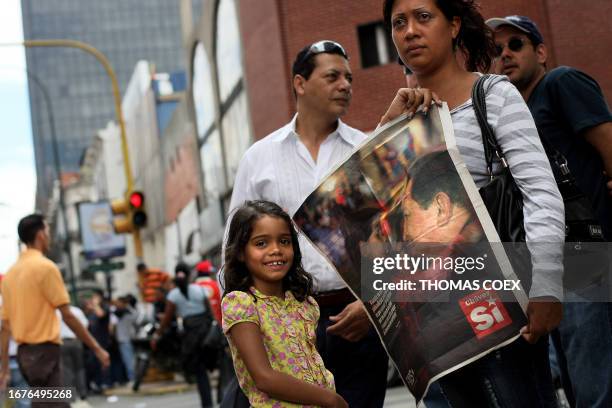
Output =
[
  {"x1": 495, "y1": 37, "x2": 527, "y2": 57},
  {"x1": 301, "y1": 40, "x2": 348, "y2": 63}
]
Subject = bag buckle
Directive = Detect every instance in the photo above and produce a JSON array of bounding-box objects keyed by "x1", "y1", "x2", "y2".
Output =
[
  {"x1": 559, "y1": 162, "x2": 570, "y2": 176},
  {"x1": 494, "y1": 150, "x2": 509, "y2": 168}
]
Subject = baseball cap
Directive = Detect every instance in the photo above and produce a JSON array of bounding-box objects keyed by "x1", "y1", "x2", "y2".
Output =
[
  {"x1": 486, "y1": 15, "x2": 544, "y2": 45},
  {"x1": 196, "y1": 260, "x2": 214, "y2": 275}
]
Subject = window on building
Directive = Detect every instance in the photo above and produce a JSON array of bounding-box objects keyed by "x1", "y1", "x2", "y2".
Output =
[
  {"x1": 215, "y1": 0, "x2": 243, "y2": 102},
  {"x1": 214, "y1": 0, "x2": 251, "y2": 188},
  {"x1": 199, "y1": 129, "x2": 226, "y2": 198},
  {"x1": 220, "y1": 92, "x2": 250, "y2": 186},
  {"x1": 192, "y1": 42, "x2": 216, "y2": 139},
  {"x1": 357, "y1": 21, "x2": 398, "y2": 68},
  {"x1": 198, "y1": 127, "x2": 227, "y2": 248}
]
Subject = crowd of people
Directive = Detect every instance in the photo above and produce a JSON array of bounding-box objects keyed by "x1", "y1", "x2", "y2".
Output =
[
  {"x1": 221, "y1": 0, "x2": 610, "y2": 407},
  {"x1": 0, "y1": 213, "x2": 226, "y2": 407},
  {"x1": 1, "y1": 1, "x2": 610, "y2": 408}
]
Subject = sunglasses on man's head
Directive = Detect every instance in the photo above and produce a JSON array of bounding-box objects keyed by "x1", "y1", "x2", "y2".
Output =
[
  {"x1": 495, "y1": 37, "x2": 527, "y2": 57},
  {"x1": 301, "y1": 40, "x2": 348, "y2": 63}
]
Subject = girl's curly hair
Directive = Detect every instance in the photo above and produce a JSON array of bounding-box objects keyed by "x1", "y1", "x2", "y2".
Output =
[
  {"x1": 222, "y1": 200, "x2": 313, "y2": 302},
  {"x1": 383, "y1": 0, "x2": 496, "y2": 73}
]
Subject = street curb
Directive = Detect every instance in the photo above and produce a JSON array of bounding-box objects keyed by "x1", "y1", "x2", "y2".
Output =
[{"x1": 104, "y1": 382, "x2": 195, "y2": 397}]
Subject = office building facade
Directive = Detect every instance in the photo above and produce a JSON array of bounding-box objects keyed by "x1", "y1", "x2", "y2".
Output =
[{"x1": 21, "y1": 0, "x2": 203, "y2": 210}]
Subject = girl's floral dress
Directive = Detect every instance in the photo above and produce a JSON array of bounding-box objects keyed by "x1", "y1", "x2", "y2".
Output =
[{"x1": 222, "y1": 287, "x2": 335, "y2": 407}]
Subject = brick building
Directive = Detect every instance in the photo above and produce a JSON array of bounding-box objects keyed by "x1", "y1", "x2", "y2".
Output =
[
  {"x1": 180, "y1": 0, "x2": 610, "y2": 262},
  {"x1": 239, "y1": 0, "x2": 612, "y2": 140}
]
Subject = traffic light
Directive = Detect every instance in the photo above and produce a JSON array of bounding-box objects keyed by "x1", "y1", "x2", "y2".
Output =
[
  {"x1": 111, "y1": 191, "x2": 148, "y2": 234},
  {"x1": 129, "y1": 191, "x2": 147, "y2": 228}
]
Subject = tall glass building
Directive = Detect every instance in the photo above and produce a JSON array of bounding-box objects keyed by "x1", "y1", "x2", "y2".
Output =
[{"x1": 21, "y1": 0, "x2": 203, "y2": 210}]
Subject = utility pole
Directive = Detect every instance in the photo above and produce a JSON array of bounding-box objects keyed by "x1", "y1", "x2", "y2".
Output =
[
  {"x1": 1, "y1": 39, "x2": 144, "y2": 258},
  {"x1": 26, "y1": 70, "x2": 77, "y2": 300}
]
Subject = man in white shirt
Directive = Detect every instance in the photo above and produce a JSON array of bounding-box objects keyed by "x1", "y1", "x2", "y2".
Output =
[
  {"x1": 57, "y1": 305, "x2": 90, "y2": 404},
  {"x1": 227, "y1": 40, "x2": 388, "y2": 407}
]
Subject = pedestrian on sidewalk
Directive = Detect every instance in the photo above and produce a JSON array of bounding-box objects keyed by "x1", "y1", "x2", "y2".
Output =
[
  {"x1": 57, "y1": 304, "x2": 90, "y2": 404},
  {"x1": 152, "y1": 262, "x2": 213, "y2": 408},
  {"x1": 84, "y1": 290, "x2": 112, "y2": 392},
  {"x1": 0, "y1": 214, "x2": 110, "y2": 408},
  {"x1": 111, "y1": 295, "x2": 137, "y2": 383},
  {"x1": 194, "y1": 260, "x2": 222, "y2": 323},
  {"x1": 487, "y1": 15, "x2": 612, "y2": 407}
]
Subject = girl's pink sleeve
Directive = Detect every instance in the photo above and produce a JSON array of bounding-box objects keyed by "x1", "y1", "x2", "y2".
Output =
[{"x1": 221, "y1": 290, "x2": 259, "y2": 334}]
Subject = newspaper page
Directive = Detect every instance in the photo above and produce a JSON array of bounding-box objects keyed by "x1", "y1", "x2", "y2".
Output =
[{"x1": 293, "y1": 104, "x2": 530, "y2": 404}]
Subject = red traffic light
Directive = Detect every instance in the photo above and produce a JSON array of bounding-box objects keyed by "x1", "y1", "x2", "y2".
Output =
[{"x1": 129, "y1": 191, "x2": 144, "y2": 209}]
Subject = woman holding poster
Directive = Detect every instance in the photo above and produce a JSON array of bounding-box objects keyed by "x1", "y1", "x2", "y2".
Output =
[{"x1": 379, "y1": 0, "x2": 565, "y2": 406}]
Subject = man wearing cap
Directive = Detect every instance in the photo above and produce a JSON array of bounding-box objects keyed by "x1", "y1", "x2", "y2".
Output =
[
  {"x1": 487, "y1": 15, "x2": 612, "y2": 407},
  {"x1": 194, "y1": 260, "x2": 222, "y2": 322},
  {"x1": 225, "y1": 41, "x2": 388, "y2": 407}
]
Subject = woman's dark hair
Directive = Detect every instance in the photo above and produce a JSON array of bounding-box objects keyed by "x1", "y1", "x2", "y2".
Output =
[
  {"x1": 174, "y1": 262, "x2": 191, "y2": 299},
  {"x1": 383, "y1": 0, "x2": 496, "y2": 72},
  {"x1": 223, "y1": 200, "x2": 313, "y2": 302}
]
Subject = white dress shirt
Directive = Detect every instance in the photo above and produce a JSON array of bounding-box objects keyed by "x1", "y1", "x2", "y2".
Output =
[
  {"x1": 57, "y1": 305, "x2": 89, "y2": 340},
  {"x1": 227, "y1": 114, "x2": 367, "y2": 292}
]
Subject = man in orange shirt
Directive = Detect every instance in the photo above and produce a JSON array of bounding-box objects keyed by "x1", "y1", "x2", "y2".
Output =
[{"x1": 0, "y1": 214, "x2": 109, "y2": 402}]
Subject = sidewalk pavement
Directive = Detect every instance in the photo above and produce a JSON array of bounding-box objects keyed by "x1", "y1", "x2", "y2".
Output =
[{"x1": 103, "y1": 380, "x2": 194, "y2": 397}]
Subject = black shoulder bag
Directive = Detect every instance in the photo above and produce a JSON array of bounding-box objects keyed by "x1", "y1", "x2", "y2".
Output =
[
  {"x1": 472, "y1": 75, "x2": 534, "y2": 288},
  {"x1": 472, "y1": 75, "x2": 526, "y2": 243},
  {"x1": 537, "y1": 135, "x2": 604, "y2": 242}
]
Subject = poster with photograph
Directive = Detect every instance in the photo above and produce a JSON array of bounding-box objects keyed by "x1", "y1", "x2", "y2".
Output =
[{"x1": 293, "y1": 105, "x2": 529, "y2": 404}]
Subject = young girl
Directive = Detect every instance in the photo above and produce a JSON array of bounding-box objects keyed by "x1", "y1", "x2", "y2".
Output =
[{"x1": 222, "y1": 200, "x2": 347, "y2": 408}]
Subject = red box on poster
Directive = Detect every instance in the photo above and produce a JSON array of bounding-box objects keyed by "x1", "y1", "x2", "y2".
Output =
[{"x1": 459, "y1": 289, "x2": 512, "y2": 339}]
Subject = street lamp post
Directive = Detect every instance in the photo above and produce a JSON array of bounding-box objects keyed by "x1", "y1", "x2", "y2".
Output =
[
  {"x1": 26, "y1": 69, "x2": 77, "y2": 299},
  {"x1": 1, "y1": 39, "x2": 144, "y2": 257}
]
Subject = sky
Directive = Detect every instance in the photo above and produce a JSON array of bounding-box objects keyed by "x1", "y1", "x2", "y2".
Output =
[{"x1": 0, "y1": 1, "x2": 35, "y2": 273}]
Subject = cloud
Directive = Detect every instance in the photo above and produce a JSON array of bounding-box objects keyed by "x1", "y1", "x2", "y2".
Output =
[
  {"x1": 0, "y1": 0, "x2": 26, "y2": 85},
  {"x1": 0, "y1": 167, "x2": 35, "y2": 273},
  {"x1": 0, "y1": 2, "x2": 33, "y2": 273},
  {"x1": 0, "y1": 67, "x2": 27, "y2": 86}
]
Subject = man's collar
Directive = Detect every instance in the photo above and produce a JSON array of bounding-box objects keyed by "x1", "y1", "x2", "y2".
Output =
[
  {"x1": 525, "y1": 70, "x2": 547, "y2": 103},
  {"x1": 272, "y1": 113, "x2": 360, "y2": 146}
]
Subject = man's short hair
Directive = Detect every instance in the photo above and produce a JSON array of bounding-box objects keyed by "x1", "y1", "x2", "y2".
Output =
[
  {"x1": 17, "y1": 213, "x2": 45, "y2": 245},
  {"x1": 291, "y1": 40, "x2": 348, "y2": 81},
  {"x1": 92, "y1": 288, "x2": 105, "y2": 298},
  {"x1": 408, "y1": 150, "x2": 470, "y2": 209}
]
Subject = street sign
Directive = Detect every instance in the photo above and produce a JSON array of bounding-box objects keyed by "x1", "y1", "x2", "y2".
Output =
[
  {"x1": 87, "y1": 261, "x2": 125, "y2": 273},
  {"x1": 78, "y1": 201, "x2": 126, "y2": 260}
]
